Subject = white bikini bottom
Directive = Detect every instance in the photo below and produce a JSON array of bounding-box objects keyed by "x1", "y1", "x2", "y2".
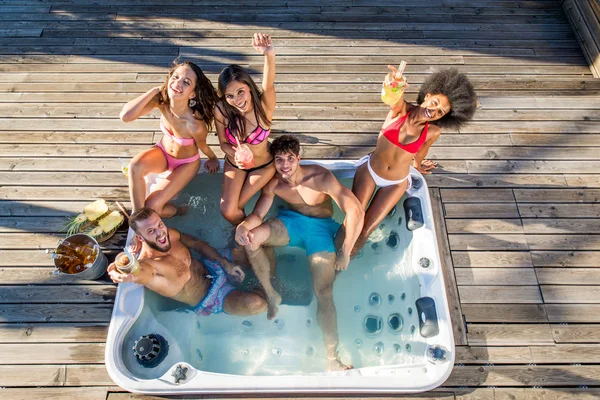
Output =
[{"x1": 357, "y1": 154, "x2": 412, "y2": 189}]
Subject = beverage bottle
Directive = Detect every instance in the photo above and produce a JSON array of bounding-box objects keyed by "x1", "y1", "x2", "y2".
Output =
[
  {"x1": 60, "y1": 240, "x2": 97, "y2": 261},
  {"x1": 381, "y1": 61, "x2": 407, "y2": 106},
  {"x1": 51, "y1": 253, "x2": 82, "y2": 274},
  {"x1": 234, "y1": 137, "x2": 255, "y2": 169}
]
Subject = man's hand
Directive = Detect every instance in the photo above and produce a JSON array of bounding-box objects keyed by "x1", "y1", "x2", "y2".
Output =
[
  {"x1": 108, "y1": 262, "x2": 137, "y2": 284},
  {"x1": 414, "y1": 159, "x2": 438, "y2": 175},
  {"x1": 223, "y1": 261, "x2": 245, "y2": 283},
  {"x1": 334, "y1": 251, "x2": 351, "y2": 271}
]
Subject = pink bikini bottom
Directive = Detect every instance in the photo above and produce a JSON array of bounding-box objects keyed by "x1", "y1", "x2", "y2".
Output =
[{"x1": 156, "y1": 141, "x2": 200, "y2": 171}]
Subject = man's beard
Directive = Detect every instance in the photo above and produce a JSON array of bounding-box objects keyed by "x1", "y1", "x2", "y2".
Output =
[{"x1": 145, "y1": 237, "x2": 171, "y2": 252}]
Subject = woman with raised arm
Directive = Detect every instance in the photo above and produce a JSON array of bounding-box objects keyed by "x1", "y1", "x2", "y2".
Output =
[
  {"x1": 120, "y1": 61, "x2": 219, "y2": 218},
  {"x1": 351, "y1": 67, "x2": 477, "y2": 255},
  {"x1": 216, "y1": 32, "x2": 276, "y2": 225}
]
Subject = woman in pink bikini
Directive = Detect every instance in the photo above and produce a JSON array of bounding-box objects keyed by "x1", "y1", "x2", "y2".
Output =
[
  {"x1": 120, "y1": 61, "x2": 219, "y2": 218},
  {"x1": 351, "y1": 68, "x2": 477, "y2": 255},
  {"x1": 216, "y1": 33, "x2": 276, "y2": 225}
]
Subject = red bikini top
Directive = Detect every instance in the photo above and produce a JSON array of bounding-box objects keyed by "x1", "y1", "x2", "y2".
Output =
[{"x1": 381, "y1": 111, "x2": 428, "y2": 154}]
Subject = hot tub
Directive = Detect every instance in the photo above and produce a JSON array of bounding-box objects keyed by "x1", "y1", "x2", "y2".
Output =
[{"x1": 105, "y1": 160, "x2": 454, "y2": 394}]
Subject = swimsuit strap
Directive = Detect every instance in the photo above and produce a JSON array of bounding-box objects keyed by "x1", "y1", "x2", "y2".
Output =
[
  {"x1": 225, "y1": 109, "x2": 270, "y2": 145},
  {"x1": 160, "y1": 119, "x2": 196, "y2": 146}
]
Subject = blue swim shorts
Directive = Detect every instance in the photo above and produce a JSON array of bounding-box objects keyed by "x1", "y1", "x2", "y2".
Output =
[
  {"x1": 277, "y1": 209, "x2": 341, "y2": 256},
  {"x1": 192, "y1": 249, "x2": 236, "y2": 316}
]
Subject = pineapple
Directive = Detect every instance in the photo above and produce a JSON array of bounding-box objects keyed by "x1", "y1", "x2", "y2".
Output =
[
  {"x1": 88, "y1": 211, "x2": 124, "y2": 241},
  {"x1": 98, "y1": 211, "x2": 124, "y2": 233},
  {"x1": 64, "y1": 199, "x2": 110, "y2": 235}
]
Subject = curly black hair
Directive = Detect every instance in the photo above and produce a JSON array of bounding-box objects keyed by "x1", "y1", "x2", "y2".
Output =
[
  {"x1": 416, "y1": 68, "x2": 477, "y2": 130},
  {"x1": 270, "y1": 135, "x2": 300, "y2": 157}
]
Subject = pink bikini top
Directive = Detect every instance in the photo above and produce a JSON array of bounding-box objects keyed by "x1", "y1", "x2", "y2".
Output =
[
  {"x1": 160, "y1": 119, "x2": 196, "y2": 147},
  {"x1": 225, "y1": 124, "x2": 270, "y2": 146}
]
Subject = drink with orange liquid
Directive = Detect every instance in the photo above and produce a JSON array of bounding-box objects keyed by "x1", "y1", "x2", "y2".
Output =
[{"x1": 381, "y1": 61, "x2": 407, "y2": 106}]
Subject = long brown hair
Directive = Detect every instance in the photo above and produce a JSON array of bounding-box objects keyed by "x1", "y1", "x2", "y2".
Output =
[
  {"x1": 158, "y1": 60, "x2": 218, "y2": 129},
  {"x1": 217, "y1": 64, "x2": 271, "y2": 140}
]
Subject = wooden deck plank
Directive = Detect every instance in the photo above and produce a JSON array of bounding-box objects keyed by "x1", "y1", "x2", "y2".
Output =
[
  {"x1": 536, "y1": 268, "x2": 600, "y2": 284},
  {"x1": 0, "y1": 343, "x2": 105, "y2": 364},
  {"x1": 461, "y1": 304, "x2": 548, "y2": 323},
  {"x1": 466, "y1": 324, "x2": 554, "y2": 346},
  {"x1": 458, "y1": 286, "x2": 542, "y2": 303},
  {"x1": 551, "y1": 324, "x2": 600, "y2": 343},
  {"x1": 455, "y1": 268, "x2": 537, "y2": 285},
  {"x1": 446, "y1": 365, "x2": 600, "y2": 386},
  {"x1": 451, "y1": 251, "x2": 533, "y2": 268},
  {"x1": 0, "y1": 323, "x2": 108, "y2": 343},
  {"x1": 546, "y1": 304, "x2": 600, "y2": 323},
  {"x1": 541, "y1": 285, "x2": 600, "y2": 303}
]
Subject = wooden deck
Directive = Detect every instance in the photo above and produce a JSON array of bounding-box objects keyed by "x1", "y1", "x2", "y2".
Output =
[{"x1": 1, "y1": 0, "x2": 600, "y2": 398}]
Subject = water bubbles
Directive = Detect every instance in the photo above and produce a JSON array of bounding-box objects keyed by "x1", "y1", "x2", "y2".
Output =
[
  {"x1": 354, "y1": 305, "x2": 361, "y2": 313},
  {"x1": 306, "y1": 346, "x2": 315, "y2": 357},
  {"x1": 274, "y1": 318, "x2": 284, "y2": 330},
  {"x1": 306, "y1": 318, "x2": 313, "y2": 327},
  {"x1": 411, "y1": 325, "x2": 416, "y2": 334},
  {"x1": 408, "y1": 307, "x2": 413, "y2": 316},
  {"x1": 196, "y1": 348, "x2": 203, "y2": 361},
  {"x1": 271, "y1": 348, "x2": 282, "y2": 357},
  {"x1": 241, "y1": 320, "x2": 254, "y2": 332},
  {"x1": 406, "y1": 343, "x2": 412, "y2": 353},
  {"x1": 243, "y1": 349, "x2": 250, "y2": 356},
  {"x1": 364, "y1": 315, "x2": 383, "y2": 336},
  {"x1": 369, "y1": 292, "x2": 381, "y2": 307},
  {"x1": 388, "y1": 313, "x2": 404, "y2": 334},
  {"x1": 401, "y1": 293, "x2": 406, "y2": 301},
  {"x1": 397, "y1": 216, "x2": 403, "y2": 226},
  {"x1": 394, "y1": 343, "x2": 402, "y2": 354},
  {"x1": 196, "y1": 321, "x2": 201, "y2": 330},
  {"x1": 388, "y1": 294, "x2": 395, "y2": 304},
  {"x1": 355, "y1": 339, "x2": 363, "y2": 347},
  {"x1": 373, "y1": 341, "x2": 385, "y2": 356}
]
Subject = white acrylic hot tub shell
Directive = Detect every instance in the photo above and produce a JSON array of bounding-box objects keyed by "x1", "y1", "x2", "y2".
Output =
[{"x1": 105, "y1": 161, "x2": 455, "y2": 394}]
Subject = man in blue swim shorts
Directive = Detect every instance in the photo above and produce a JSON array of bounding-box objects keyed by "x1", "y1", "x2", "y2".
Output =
[
  {"x1": 108, "y1": 207, "x2": 267, "y2": 316},
  {"x1": 235, "y1": 135, "x2": 365, "y2": 370}
]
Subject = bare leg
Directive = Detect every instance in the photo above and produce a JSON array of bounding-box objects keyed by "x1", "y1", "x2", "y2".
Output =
[
  {"x1": 128, "y1": 146, "x2": 168, "y2": 212},
  {"x1": 348, "y1": 162, "x2": 377, "y2": 257},
  {"x1": 238, "y1": 162, "x2": 277, "y2": 207},
  {"x1": 220, "y1": 161, "x2": 248, "y2": 225},
  {"x1": 352, "y1": 180, "x2": 409, "y2": 256},
  {"x1": 244, "y1": 219, "x2": 289, "y2": 320},
  {"x1": 223, "y1": 290, "x2": 267, "y2": 316},
  {"x1": 308, "y1": 251, "x2": 352, "y2": 371},
  {"x1": 145, "y1": 158, "x2": 201, "y2": 218}
]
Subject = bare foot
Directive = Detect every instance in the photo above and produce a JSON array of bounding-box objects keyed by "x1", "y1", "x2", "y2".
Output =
[
  {"x1": 266, "y1": 292, "x2": 282, "y2": 320},
  {"x1": 328, "y1": 357, "x2": 353, "y2": 371}
]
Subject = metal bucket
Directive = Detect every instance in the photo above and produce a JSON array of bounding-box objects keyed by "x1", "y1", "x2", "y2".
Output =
[{"x1": 54, "y1": 233, "x2": 108, "y2": 280}]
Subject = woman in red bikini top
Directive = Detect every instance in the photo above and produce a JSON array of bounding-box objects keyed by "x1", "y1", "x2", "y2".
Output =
[
  {"x1": 349, "y1": 67, "x2": 477, "y2": 257},
  {"x1": 215, "y1": 33, "x2": 277, "y2": 225},
  {"x1": 119, "y1": 61, "x2": 218, "y2": 218}
]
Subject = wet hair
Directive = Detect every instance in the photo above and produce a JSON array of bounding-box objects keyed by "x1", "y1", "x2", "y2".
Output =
[
  {"x1": 270, "y1": 135, "x2": 300, "y2": 157},
  {"x1": 130, "y1": 207, "x2": 157, "y2": 234},
  {"x1": 217, "y1": 64, "x2": 271, "y2": 140},
  {"x1": 416, "y1": 68, "x2": 477, "y2": 130},
  {"x1": 158, "y1": 60, "x2": 219, "y2": 129}
]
